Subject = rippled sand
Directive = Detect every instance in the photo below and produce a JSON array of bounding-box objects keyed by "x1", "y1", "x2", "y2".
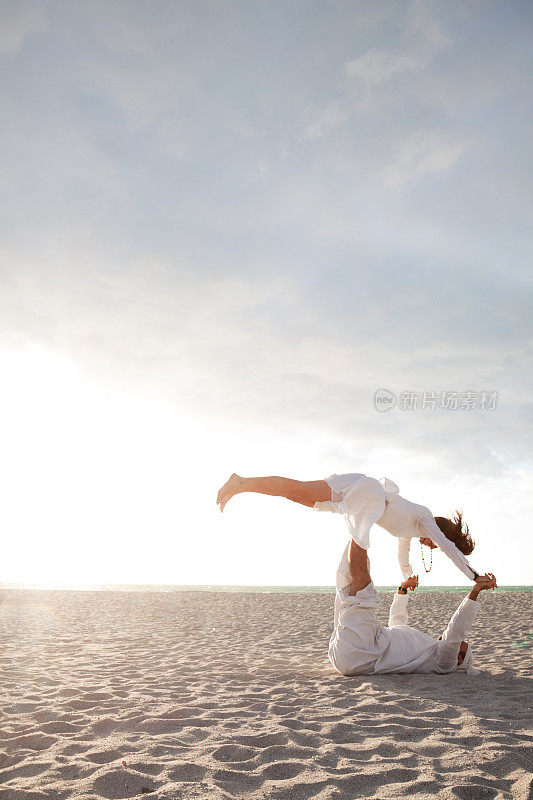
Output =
[{"x1": 0, "y1": 589, "x2": 531, "y2": 799}]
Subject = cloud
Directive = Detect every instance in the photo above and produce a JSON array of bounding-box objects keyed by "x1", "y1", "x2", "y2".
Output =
[
  {"x1": 69, "y1": 0, "x2": 191, "y2": 56},
  {"x1": 303, "y1": 101, "x2": 348, "y2": 140},
  {"x1": 1, "y1": 0, "x2": 532, "y2": 492},
  {"x1": 302, "y1": 2, "x2": 450, "y2": 141},
  {"x1": 383, "y1": 130, "x2": 469, "y2": 187},
  {"x1": 345, "y1": 0, "x2": 448, "y2": 85},
  {"x1": 2, "y1": 232, "x2": 530, "y2": 486},
  {"x1": 345, "y1": 50, "x2": 421, "y2": 85},
  {"x1": 0, "y1": 0, "x2": 48, "y2": 55},
  {"x1": 408, "y1": 0, "x2": 449, "y2": 53}
]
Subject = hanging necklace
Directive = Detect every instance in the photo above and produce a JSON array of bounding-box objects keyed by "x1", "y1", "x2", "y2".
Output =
[{"x1": 420, "y1": 541, "x2": 433, "y2": 573}]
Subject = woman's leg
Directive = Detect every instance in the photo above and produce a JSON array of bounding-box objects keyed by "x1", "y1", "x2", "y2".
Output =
[{"x1": 216, "y1": 473, "x2": 332, "y2": 512}]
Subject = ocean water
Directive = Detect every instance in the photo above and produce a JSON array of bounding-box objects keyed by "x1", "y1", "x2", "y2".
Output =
[{"x1": 2, "y1": 583, "x2": 532, "y2": 593}]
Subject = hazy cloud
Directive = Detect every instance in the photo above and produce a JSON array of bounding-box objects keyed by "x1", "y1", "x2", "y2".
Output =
[
  {"x1": 1, "y1": 0, "x2": 532, "y2": 583},
  {"x1": 383, "y1": 130, "x2": 469, "y2": 187},
  {"x1": 0, "y1": 0, "x2": 48, "y2": 54}
]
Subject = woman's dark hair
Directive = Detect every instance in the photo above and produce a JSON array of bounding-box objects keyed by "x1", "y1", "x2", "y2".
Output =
[{"x1": 434, "y1": 510, "x2": 475, "y2": 555}]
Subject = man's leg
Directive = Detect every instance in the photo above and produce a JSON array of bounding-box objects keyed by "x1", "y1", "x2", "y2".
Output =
[
  {"x1": 346, "y1": 539, "x2": 372, "y2": 595},
  {"x1": 216, "y1": 473, "x2": 332, "y2": 512},
  {"x1": 329, "y1": 540, "x2": 383, "y2": 675}
]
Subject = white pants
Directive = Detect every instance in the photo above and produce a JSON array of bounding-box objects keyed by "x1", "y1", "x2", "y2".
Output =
[
  {"x1": 328, "y1": 541, "x2": 391, "y2": 676},
  {"x1": 314, "y1": 472, "x2": 395, "y2": 549}
]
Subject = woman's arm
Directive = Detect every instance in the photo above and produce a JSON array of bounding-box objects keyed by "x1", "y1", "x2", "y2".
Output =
[
  {"x1": 397, "y1": 537, "x2": 414, "y2": 580},
  {"x1": 417, "y1": 514, "x2": 479, "y2": 581}
]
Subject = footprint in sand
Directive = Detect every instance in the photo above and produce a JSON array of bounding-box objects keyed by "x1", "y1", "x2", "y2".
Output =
[
  {"x1": 261, "y1": 761, "x2": 306, "y2": 780},
  {"x1": 9, "y1": 733, "x2": 57, "y2": 751},
  {"x1": 213, "y1": 768, "x2": 263, "y2": 792},
  {"x1": 85, "y1": 750, "x2": 122, "y2": 764},
  {"x1": 91, "y1": 768, "x2": 159, "y2": 799},
  {"x1": 168, "y1": 762, "x2": 207, "y2": 781},
  {"x1": 212, "y1": 744, "x2": 257, "y2": 762}
]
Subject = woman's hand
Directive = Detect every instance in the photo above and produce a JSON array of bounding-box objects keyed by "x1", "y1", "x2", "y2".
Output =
[
  {"x1": 475, "y1": 573, "x2": 497, "y2": 590},
  {"x1": 468, "y1": 573, "x2": 497, "y2": 600},
  {"x1": 400, "y1": 575, "x2": 419, "y2": 592}
]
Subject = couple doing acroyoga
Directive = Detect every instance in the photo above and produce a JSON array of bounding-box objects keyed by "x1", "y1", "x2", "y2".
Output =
[{"x1": 216, "y1": 472, "x2": 497, "y2": 676}]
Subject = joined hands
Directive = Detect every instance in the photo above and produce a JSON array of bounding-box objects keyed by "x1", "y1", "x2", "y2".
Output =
[{"x1": 400, "y1": 575, "x2": 419, "y2": 592}]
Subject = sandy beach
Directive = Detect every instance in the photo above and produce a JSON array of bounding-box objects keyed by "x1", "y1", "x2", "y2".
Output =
[{"x1": 0, "y1": 588, "x2": 531, "y2": 800}]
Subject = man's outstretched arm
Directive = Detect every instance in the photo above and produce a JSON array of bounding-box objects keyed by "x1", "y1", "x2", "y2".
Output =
[
  {"x1": 436, "y1": 573, "x2": 497, "y2": 672},
  {"x1": 388, "y1": 575, "x2": 419, "y2": 627}
]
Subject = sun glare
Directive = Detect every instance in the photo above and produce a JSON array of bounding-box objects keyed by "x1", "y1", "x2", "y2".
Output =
[{"x1": 0, "y1": 346, "x2": 211, "y2": 586}]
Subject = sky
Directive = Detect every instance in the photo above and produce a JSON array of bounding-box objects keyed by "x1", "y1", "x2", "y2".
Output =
[{"x1": 1, "y1": 0, "x2": 532, "y2": 587}]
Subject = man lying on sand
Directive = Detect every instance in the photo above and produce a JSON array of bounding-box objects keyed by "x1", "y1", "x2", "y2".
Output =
[{"x1": 328, "y1": 538, "x2": 497, "y2": 676}]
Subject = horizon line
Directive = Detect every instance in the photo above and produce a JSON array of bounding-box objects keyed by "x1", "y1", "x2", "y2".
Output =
[{"x1": 1, "y1": 582, "x2": 530, "y2": 593}]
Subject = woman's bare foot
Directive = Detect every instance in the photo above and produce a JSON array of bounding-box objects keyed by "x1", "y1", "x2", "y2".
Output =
[{"x1": 216, "y1": 473, "x2": 243, "y2": 512}]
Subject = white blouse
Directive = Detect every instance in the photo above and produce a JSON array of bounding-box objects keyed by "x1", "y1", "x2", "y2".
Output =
[
  {"x1": 377, "y1": 493, "x2": 479, "y2": 581},
  {"x1": 314, "y1": 473, "x2": 479, "y2": 582}
]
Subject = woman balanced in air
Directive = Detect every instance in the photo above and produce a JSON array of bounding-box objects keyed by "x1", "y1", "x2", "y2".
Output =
[{"x1": 216, "y1": 471, "x2": 482, "y2": 582}]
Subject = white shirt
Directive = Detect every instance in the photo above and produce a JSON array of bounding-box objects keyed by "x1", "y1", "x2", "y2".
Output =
[
  {"x1": 372, "y1": 591, "x2": 479, "y2": 674},
  {"x1": 376, "y1": 492, "x2": 479, "y2": 581},
  {"x1": 313, "y1": 473, "x2": 479, "y2": 582},
  {"x1": 328, "y1": 542, "x2": 481, "y2": 676}
]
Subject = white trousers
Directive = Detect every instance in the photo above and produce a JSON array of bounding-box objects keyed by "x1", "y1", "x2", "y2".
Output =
[
  {"x1": 313, "y1": 472, "x2": 398, "y2": 549},
  {"x1": 327, "y1": 541, "x2": 391, "y2": 676}
]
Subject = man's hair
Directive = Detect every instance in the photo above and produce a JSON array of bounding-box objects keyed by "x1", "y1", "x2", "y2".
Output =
[{"x1": 434, "y1": 510, "x2": 475, "y2": 555}]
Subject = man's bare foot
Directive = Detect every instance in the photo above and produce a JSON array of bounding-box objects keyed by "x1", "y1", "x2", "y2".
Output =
[{"x1": 216, "y1": 473, "x2": 243, "y2": 512}]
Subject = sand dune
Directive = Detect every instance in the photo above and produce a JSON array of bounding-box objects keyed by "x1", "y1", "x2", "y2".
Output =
[{"x1": 0, "y1": 589, "x2": 531, "y2": 799}]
